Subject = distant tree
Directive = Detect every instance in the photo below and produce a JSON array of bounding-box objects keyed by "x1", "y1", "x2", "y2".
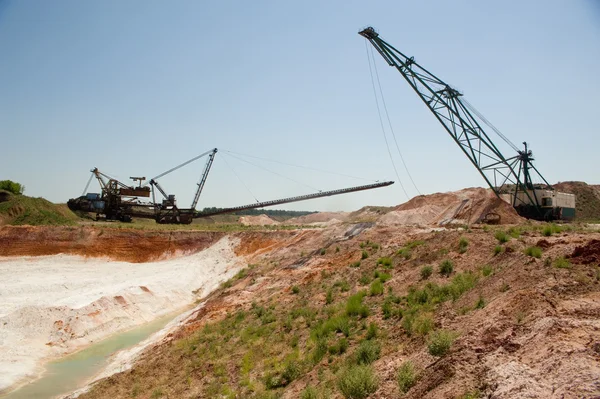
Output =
[{"x1": 0, "y1": 180, "x2": 25, "y2": 195}]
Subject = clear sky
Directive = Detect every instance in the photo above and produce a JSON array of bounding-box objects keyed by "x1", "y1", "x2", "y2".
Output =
[{"x1": 1, "y1": 0, "x2": 599, "y2": 211}]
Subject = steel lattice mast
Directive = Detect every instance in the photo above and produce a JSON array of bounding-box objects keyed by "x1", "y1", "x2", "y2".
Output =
[{"x1": 359, "y1": 27, "x2": 553, "y2": 216}]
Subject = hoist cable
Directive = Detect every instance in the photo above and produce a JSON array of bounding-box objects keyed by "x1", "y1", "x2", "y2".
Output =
[
  {"x1": 365, "y1": 40, "x2": 409, "y2": 200},
  {"x1": 370, "y1": 45, "x2": 422, "y2": 196},
  {"x1": 221, "y1": 149, "x2": 376, "y2": 182},
  {"x1": 223, "y1": 152, "x2": 322, "y2": 193},
  {"x1": 462, "y1": 98, "x2": 520, "y2": 153},
  {"x1": 81, "y1": 173, "x2": 94, "y2": 196},
  {"x1": 221, "y1": 154, "x2": 260, "y2": 203}
]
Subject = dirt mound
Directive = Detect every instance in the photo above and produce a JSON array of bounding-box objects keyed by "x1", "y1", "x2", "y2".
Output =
[
  {"x1": 554, "y1": 181, "x2": 600, "y2": 220},
  {"x1": 286, "y1": 212, "x2": 348, "y2": 225},
  {"x1": 380, "y1": 187, "x2": 524, "y2": 226},
  {"x1": 238, "y1": 214, "x2": 279, "y2": 226},
  {"x1": 568, "y1": 239, "x2": 600, "y2": 265},
  {"x1": 0, "y1": 193, "x2": 79, "y2": 226}
]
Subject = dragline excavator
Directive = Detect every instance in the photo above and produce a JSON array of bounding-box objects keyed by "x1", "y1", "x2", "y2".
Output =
[
  {"x1": 68, "y1": 148, "x2": 394, "y2": 224},
  {"x1": 360, "y1": 27, "x2": 575, "y2": 221}
]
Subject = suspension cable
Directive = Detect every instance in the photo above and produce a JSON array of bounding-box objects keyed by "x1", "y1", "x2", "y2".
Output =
[
  {"x1": 221, "y1": 154, "x2": 260, "y2": 203},
  {"x1": 223, "y1": 152, "x2": 322, "y2": 193},
  {"x1": 221, "y1": 149, "x2": 376, "y2": 182},
  {"x1": 370, "y1": 45, "x2": 422, "y2": 196},
  {"x1": 81, "y1": 172, "x2": 94, "y2": 196},
  {"x1": 365, "y1": 40, "x2": 409, "y2": 200},
  {"x1": 462, "y1": 98, "x2": 520, "y2": 153}
]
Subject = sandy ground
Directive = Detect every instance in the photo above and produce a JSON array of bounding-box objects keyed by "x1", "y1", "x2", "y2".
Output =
[{"x1": 0, "y1": 236, "x2": 244, "y2": 394}]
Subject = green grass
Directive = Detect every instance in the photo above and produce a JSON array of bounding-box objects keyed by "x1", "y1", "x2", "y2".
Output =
[
  {"x1": 292, "y1": 286, "x2": 300, "y2": 294},
  {"x1": 427, "y1": 329, "x2": 457, "y2": 356},
  {"x1": 361, "y1": 250, "x2": 369, "y2": 260},
  {"x1": 337, "y1": 365, "x2": 378, "y2": 399},
  {"x1": 345, "y1": 291, "x2": 369, "y2": 318},
  {"x1": 481, "y1": 265, "x2": 493, "y2": 277},
  {"x1": 493, "y1": 245, "x2": 504, "y2": 256},
  {"x1": 397, "y1": 361, "x2": 417, "y2": 393},
  {"x1": 524, "y1": 246, "x2": 543, "y2": 258},
  {"x1": 377, "y1": 257, "x2": 393, "y2": 268},
  {"x1": 366, "y1": 322, "x2": 378, "y2": 340},
  {"x1": 439, "y1": 259, "x2": 454, "y2": 277},
  {"x1": 354, "y1": 340, "x2": 380, "y2": 365},
  {"x1": 542, "y1": 223, "x2": 563, "y2": 237},
  {"x1": 420, "y1": 265, "x2": 433, "y2": 280},
  {"x1": 369, "y1": 279, "x2": 384, "y2": 296},
  {"x1": 0, "y1": 193, "x2": 79, "y2": 226},
  {"x1": 458, "y1": 237, "x2": 469, "y2": 253},
  {"x1": 373, "y1": 270, "x2": 391, "y2": 283},
  {"x1": 553, "y1": 256, "x2": 571, "y2": 269},
  {"x1": 494, "y1": 230, "x2": 509, "y2": 244},
  {"x1": 349, "y1": 261, "x2": 361, "y2": 268}
]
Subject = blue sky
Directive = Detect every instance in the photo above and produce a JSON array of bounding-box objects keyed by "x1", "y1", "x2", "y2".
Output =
[{"x1": 1, "y1": 1, "x2": 598, "y2": 211}]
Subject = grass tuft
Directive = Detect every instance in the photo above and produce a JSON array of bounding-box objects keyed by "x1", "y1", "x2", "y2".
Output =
[
  {"x1": 427, "y1": 329, "x2": 457, "y2": 356},
  {"x1": 337, "y1": 365, "x2": 378, "y2": 399},
  {"x1": 397, "y1": 361, "x2": 418, "y2": 393},
  {"x1": 439, "y1": 259, "x2": 454, "y2": 277}
]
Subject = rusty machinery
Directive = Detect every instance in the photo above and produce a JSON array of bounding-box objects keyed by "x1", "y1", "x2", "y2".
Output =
[{"x1": 69, "y1": 148, "x2": 394, "y2": 224}]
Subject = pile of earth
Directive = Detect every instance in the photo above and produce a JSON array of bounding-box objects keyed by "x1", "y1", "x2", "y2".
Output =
[
  {"x1": 0, "y1": 191, "x2": 79, "y2": 226},
  {"x1": 554, "y1": 181, "x2": 600, "y2": 220},
  {"x1": 286, "y1": 212, "x2": 348, "y2": 226},
  {"x1": 379, "y1": 187, "x2": 524, "y2": 226},
  {"x1": 238, "y1": 214, "x2": 279, "y2": 226}
]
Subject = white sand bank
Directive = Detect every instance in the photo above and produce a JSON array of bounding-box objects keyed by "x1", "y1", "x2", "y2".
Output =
[{"x1": 0, "y1": 236, "x2": 243, "y2": 393}]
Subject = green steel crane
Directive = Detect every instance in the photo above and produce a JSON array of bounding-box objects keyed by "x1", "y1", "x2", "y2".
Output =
[{"x1": 359, "y1": 27, "x2": 575, "y2": 221}]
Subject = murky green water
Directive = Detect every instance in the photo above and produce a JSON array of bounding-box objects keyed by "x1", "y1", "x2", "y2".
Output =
[{"x1": 2, "y1": 313, "x2": 178, "y2": 399}]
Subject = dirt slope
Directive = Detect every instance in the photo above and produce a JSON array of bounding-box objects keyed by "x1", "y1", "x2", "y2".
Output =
[
  {"x1": 76, "y1": 223, "x2": 600, "y2": 399},
  {"x1": 0, "y1": 191, "x2": 79, "y2": 226},
  {"x1": 554, "y1": 181, "x2": 600, "y2": 220}
]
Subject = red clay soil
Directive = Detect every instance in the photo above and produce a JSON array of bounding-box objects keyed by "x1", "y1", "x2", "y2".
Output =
[
  {"x1": 568, "y1": 239, "x2": 600, "y2": 265},
  {"x1": 0, "y1": 226, "x2": 225, "y2": 262}
]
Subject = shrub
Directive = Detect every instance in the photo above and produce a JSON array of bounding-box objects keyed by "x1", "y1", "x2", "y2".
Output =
[
  {"x1": 369, "y1": 279, "x2": 384, "y2": 296},
  {"x1": 354, "y1": 340, "x2": 381, "y2": 365},
  {"x1": 525, "y1": 246, "x2": 542, "y2": 258},
  {"x1": 493, "y1": 245, "x2": 504, "y2": 256},
  {"x1": 0, "y1": 180, "x2": 24, "y2": 195},
  {"x1": 481, "y1": 264, "x2": 493, "y2": 277},
  {"x1": 350, "y1": 261, "x2": 361, "y2": 268},
  {"x1": 458, "y1": 237, "x2": 469, "y2": 253},
  {"x1": 300, "y1": 386, "x2": 318, "y2": 399},
  {"x1": 420, "y1": 265, "x2": 433, "y2": 280},
  {"x1": 377, "y1": 257, "x2": 393, "y2": 268},
  {"x1": 507, "y1": 226, "x2": 521, "y2": 238},
  {"x1": 336, "y1": 246, "x2": 340, "y2": 253},
  {"x1": 366, "y1": 322, "x2": 378, "y2": 340},
  {"x1": 312, "y1": 338, "x2": 328, "y2": 364},
  {"x1": 373, "y1": 270, "x2": 391, "y2": 283},
  {"x1": 439, "y1": 259, "x2": 454, "y2": 277},
  {"x1": 361, "y1": 250, "x2": 369, "y2": 260},
  {"x1": 346, "y1": 291, "x2": 369, "y2": 318},
  {"x1": 396, "y1": 248, "x2": 412, "y2": 260},
  {"x1": 413, "y1": 314, "x2": 434, "y2": 336},
  {"x1": 320, "y1": 248, "x2": 327, "y2": 256},
  {"x1": 326, "y1": 289, "x2": 334, "y2": 304},
  {"x1": 337, "y1": 365, "x2": 378, "y2": 399},
  {"x1": 475, "y1": 295, "x2": 485, "y2": 309},
  {"x1": 358, "y1": 274, "x2": 371, "y2": 285},
  {"x1": 427, "y1": 330, "x2": 457, "y2": 356},
  {"x1": 406, "y1": 240, "x2": 425, "y2": 249},
  {"x1": 553, "y1": 256, "x2": 571, "y2": 269},
  {"x1": 292, "y1": 285, "x2": 300, "y2": 294},
  {"x1": 282, "y1": 359, "x2": 301, "y2": 384},
  {"x1": 397, "y1": 361, "x2": 417, "y2": 393},
  {"x1": 495, "y1": 230, "x2": 509, "y2": 244}
]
